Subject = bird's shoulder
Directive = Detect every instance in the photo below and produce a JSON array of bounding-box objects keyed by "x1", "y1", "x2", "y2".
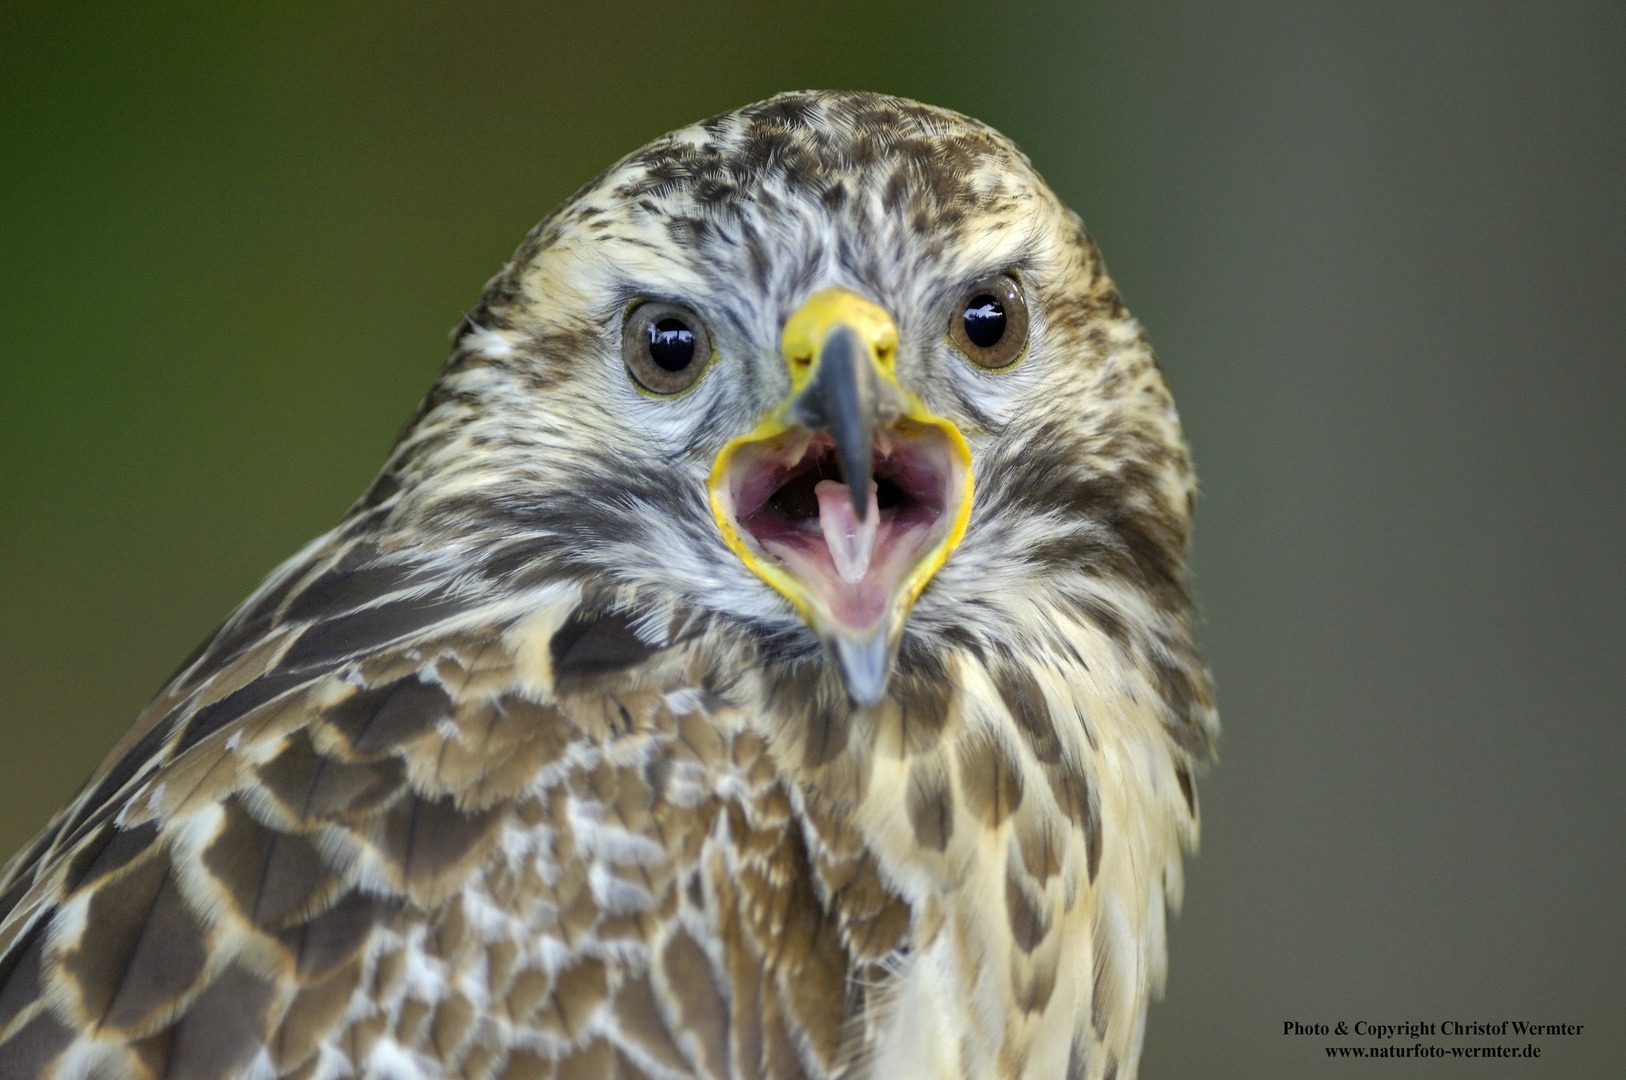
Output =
[{"x1": 0, "y1": 540, "x2": 908, "y2": 1080}]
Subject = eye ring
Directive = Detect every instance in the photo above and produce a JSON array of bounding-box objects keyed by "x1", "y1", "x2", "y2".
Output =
[
  {"x1": 949, "y1": 274, "x2": 1029, "y2": 370},
  {"x1": 623, "y1": 301, "x2": 713, "y2": 394}
]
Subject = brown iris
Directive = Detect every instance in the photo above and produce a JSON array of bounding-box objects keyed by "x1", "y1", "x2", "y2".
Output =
[
  {"x1": 949, "y1": 274, "x2": 1029, "y2": 369},
  {"x1": 624, "y1": 301, "x2": 712, "y2": 393}
]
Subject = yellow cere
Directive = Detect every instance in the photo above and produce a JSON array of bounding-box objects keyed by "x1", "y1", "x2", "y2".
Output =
[{"x1": 779, "y1": 287, "x2": 899, "y2": 390}]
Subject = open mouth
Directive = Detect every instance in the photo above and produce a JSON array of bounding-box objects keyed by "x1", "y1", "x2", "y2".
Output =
[{"x1": 716, "y1": 419, "x2": 968, "y2": 631}]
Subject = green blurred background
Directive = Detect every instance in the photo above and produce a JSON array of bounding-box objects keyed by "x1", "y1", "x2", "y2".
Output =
[{"x1": 2, "y1": 2, "x2": 1621, "y2": 1076}]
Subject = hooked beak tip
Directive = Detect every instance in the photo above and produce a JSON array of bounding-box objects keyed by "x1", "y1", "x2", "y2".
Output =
[
  {"x1": 789, "y1": 322, "x2": 878, "y2": 522},
  {"x1": 832, "y1": 632, "x2": 891, "y2": 705},
  {"x1": 846, "y1": 471, "x2": 871, "y2": 521}
]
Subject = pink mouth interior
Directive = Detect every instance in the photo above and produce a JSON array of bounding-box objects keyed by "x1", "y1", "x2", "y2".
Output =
[{"x1": 726, "y1": 422, "x2": 957, "y2": 630}]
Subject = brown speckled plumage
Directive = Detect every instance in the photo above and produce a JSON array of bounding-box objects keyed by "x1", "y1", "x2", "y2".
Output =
[{"x1": 0, "y1": 91, "x2": 1215, "y2": 1080}]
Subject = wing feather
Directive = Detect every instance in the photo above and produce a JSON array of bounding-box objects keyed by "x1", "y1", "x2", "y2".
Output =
[{"x1": 0, "y1": 543, "x2": 914, "y2": 1080}]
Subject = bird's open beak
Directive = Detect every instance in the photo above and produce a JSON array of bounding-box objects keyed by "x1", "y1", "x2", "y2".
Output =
[{"x1": 709, "y1": 288, "x2": 973, "y2": 704}]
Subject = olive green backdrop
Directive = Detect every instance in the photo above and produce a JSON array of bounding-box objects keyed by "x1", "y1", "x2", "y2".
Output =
[{"x1": 2, "y1": 2, "x2": 1621, "y2": 1076}]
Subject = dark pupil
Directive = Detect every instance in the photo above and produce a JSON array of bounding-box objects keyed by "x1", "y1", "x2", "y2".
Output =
[
  {"x1": 648, "y1": 318, "x2": 696, "y2": 371},
  {"x1": 963, "y1": 295, "x2": 1006, "y2": 348}
]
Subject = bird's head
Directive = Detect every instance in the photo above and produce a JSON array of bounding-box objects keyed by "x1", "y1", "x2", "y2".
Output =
[{"x1": 364, "y1": 92, "x2": 1198, "y2": 710}]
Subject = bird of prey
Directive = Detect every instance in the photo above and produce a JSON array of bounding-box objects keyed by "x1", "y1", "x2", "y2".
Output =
[{"x1": 0, "y1": 91, "x2": 1216, "y2": 1080}]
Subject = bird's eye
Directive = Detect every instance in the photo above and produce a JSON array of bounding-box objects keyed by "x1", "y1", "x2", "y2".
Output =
[
  {"x1": 949, "y1": 274, "x2": 1029, "y2": 369},
  {"x1": 624, "y1": 302, "x2": 712, "y2": 394}
]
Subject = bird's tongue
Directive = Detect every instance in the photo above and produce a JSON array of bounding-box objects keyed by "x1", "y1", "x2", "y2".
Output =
[{"x1": 815, "y1": 479, "x2": 879, "y2": 583}]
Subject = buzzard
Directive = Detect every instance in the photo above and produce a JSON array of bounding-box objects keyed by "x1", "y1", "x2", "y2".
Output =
[{"x1": 0, "y1": 91, "x2": 1216, "y2": 1080}]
